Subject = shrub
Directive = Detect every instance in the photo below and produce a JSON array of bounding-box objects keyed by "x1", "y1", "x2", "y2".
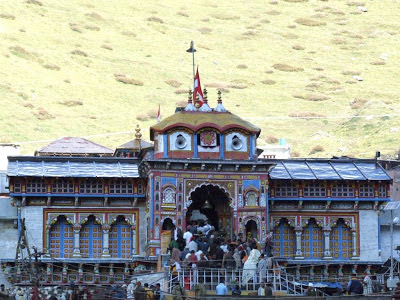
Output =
[
  {"x1": 272, "y1": 63, "x2": 304, "y2": 72},
  {"x1": 69, "y1": 23, "x2": 83, "y2": 33},
  {"x1": 295, "y1": 18, "x2": 326, "y2": 26},
  {"x1": 292, "y1": 151, "x2": 300, "y2": 157},
  {"x1": 211, "y1": 13, "x2": 240, "y2": 20},
  {"x1": 260, "y1": 18, "x2": 270, "y2": 24},
  {"x1": 0, "y1": 13, "x2": 15, "y2": 20},
  {"x1": 43, "y1": 64, "x2": 60, "y2": 71},
  {"x1": 292, "y1": 45, "x2": 305, "y2": 50},
  {"x1": 237, "y1": 64, "x2": 248, "y2": 69},
  {"x1": 84, "y1": 25, "x2": 100, "y2": 31},
  {"x1": 198, "y1": 27, "x2": 212, "y2": 34},
  {"x1": 85, "y1": 12, "x2": 104, "y2": 21},
  {"x1": 201, "y1": 18, "x2": 210, "y2": 22},
  {"x1": 101, "y1": 44, "x2": 113, "y2": 50},
  {"x1": 147, "y1": 16, "x2": 164, "y2": 23},
  {"x1": 266, "y1": 10, "x2": 281, "y2": 15},
  {"x1": 121, "y1": 31, "x2": 136, "y2": 37},
  {"x1": 71, "y1": 49, "x2": 88, "y2": 57},
  {"x1": 342, "y1": 70, "x2": 360, "y2": 75},
  {"x1": 370, "y1": 61, "x2": 385, "y2": 65},
  {"x1": 350, "y1": 98, "x2": 368, "y2": 109},
  {"x1": 165, "y1": 80, "x2": 182, "y2": 88},
  {"x1": 289, "y1": 112, "x2": 326, "y2": 118},
  {"x1": 136, "y1": 114, "x2": 149, "y2": 121},
  {"x1": 10, "y1": 46, "x2": 32, "y2": 59},
  {"x1": 177, "y1": 11, "x2": 189, "y2": 17},
  {"x1": 34, "y1": 107, "x2": 55, "y2": 120},
  {"x1": 59, "y1": 100, "x2": 83, "y2": 107},
  {"x1": 147, "y1": 108, "x2": 158, "y2": 119},
  {"x1": 306, "y1": 93, "x2": 329, "y2": 101},
  {"x1": 23, "y1": 102, "x2": 34, "y2": 108},
  {"x1": 114, "y1": 74, "x2": 143, "y2": 86},
  {"x1": 265, "y1": 136, "x2": 279, "y2": 144},
  {"x1": 261, "y1": 79, "x2": 276, "y2": 85},
  {"x1": 176, "y1": 100, "x2": 187, "y2": 107},
  {"x1": 175, "y1": 89, "x2": 188, "y2": 95},
  {"x1": 26, "y1": 0, "x2": 43, "y2": 6},
  {"x1": 310, "y1": 145, "x2": 324, "y2": 154},
  {"x1": 228, "y1": 83, "x2": 247, "y2": 89},
  {"x1": 265, "y1": 70, "x2": 274, "y2": 74}
]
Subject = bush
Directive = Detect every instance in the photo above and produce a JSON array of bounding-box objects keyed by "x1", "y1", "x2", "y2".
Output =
[
  {"x1": 265, "y1": 136, "x2": 279, "y2": 144},
  {"x1": 101, "y1": 44, "x2": 113, "y2": 51},
  {"x1": 261, "y1": 79, "x2": 276, "y2": 85},
  {"x1": 26, "y1": 0, "x2": 43, "y2": 6},
  {"x1": 295, "y1": 18, "x2": 326, "y2": 26},
  {"x1": 272, "y1": 63, "x2": 304, "y2": 72},
  {"x1": 236, "y1": 64, "x2": 248, "y2": 69},
  {"x1": 69, "y1": 23, "x2": 83, "y2": 33},
  {"x1": 266, "y1": 10, "x2": 281, "y2": 15},
  {"x1": 114, "y1": 74, "x2": 143, "y2": 86},
  {"x1": 175, "y1": 89, "x2": 188, "y2": 95},
  {"x1": 165, "y1": 80, "x2": 182, "y2": 88},
  {"x1": 71, "y1": 49, "x2": 88, "y2": 57},
  {"x1": 310, "y1": 145, "x2": 324, "y2": 154},
  {"x1": 292, "y1": 45, "x2": 305, "y2": 50},
  {"x1": 289, "y1": 112, "x2": 326, "y2": 118},
  {"x1": 198, "y1": 27, "x2": 212, "y2": 34},
  {"x1": 43, "y1": 64, "x2": 60, "y2": 71},
  {"x1": 370, "y1": 61, "x2": 385, "y2": 65},
  {"x1": 0, "y1": 14, "x2": 15, "y2": 20},
  {"x1": 59, "y1": 100, "x2": 83, "y2": 107},
  {"x1": 136, "y1": 114, "x2": 149, "y2": 121},
  {"x1": 34, "y1": 107, "x2": 55, "y2": 120},
  {"x1": 211, "y1": 13, "x2": 240, "y2": 20},
  {"x1": 84, "y1": 25, "x2": 100, "y2": 31},
  {"x1": 177, "y1": 11, "x2": 189, "y2": 17},
  {"x1": 147, "y1": 16, "x2": 164, "y2": 23}
]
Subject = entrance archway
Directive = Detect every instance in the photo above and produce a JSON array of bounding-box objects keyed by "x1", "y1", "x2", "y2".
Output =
[
  {"x1": 162, "y1": 218, "x2": 175, "y2": 231},
  {"x1": 186, "y1": 184, "x2": 232, "y2": 237},
  {"x1": 245, "y1": 220, "x2": 258, "y2": 240}
]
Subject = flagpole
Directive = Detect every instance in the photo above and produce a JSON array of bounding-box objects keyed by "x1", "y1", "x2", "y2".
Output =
[{"x1": 186, "y1": 41, "x2": 196, "y2": 90}]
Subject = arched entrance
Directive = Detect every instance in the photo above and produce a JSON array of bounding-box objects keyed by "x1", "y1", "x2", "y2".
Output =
[
  {"x1": 162, "y1": 218, "x2": 175, "y2": 231},
  {"x1": 245, "y1": 219, "x2": 258, "y2": 240},
  {"x1": 186, "y1": 184, "x2": 233, "y2": 237}
]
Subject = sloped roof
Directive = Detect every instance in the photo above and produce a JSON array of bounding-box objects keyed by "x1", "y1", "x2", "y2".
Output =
[
  {"x1": 150, "y1": 111, "x2": 260, "y2": 140},
  {"x1": 268, "y1": 159, "x2": 391, "y2": 181},
  {"x1": 8, "y1": 156, "x2": 140, "y2": 178},
  {"x1": 117, "y1": 139, "x2": 153, "y2": 150},
  {"x1": 35, "y1": 137, "x2": 114, "y2": 156}
]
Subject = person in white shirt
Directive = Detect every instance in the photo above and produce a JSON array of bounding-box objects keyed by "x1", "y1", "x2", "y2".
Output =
[{"x1": 183, "y1": 226, "x2": 193, "y2": 246}]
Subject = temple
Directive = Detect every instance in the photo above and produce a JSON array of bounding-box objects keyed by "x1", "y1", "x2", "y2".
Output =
[{"x1": 4, "y1": 89, "x2": 392, "y2": 285}]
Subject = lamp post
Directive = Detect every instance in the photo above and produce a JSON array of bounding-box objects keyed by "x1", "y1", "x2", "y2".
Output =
[{"x1": 186, "y1": 41, "x2": 196, "y2": 88}]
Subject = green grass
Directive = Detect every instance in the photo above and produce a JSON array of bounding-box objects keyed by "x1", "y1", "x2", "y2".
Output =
[{"x1": 0, "y1": 0, "x2": 400, "y2": 158}]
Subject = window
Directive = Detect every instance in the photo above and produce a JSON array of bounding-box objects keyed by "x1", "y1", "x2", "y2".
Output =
[
  {"x1": 273, "y1": 220, "x2": 295, "y2": 258},
  {"x1": 13, "y1": 180, "x2": 22, "y2": 193},
  {"x1": 379, "y1": 185, "x2": 387, "y2": 198},
  {"x1": 109, "y1": 180, "x2": 133, "y2": 194},
  {"x1": 49, "y1": 215, "x2": 73, "y2": 258},
  {"x1": 109, "y1": 216, "x2": 131, "y2": 259},
  {"x1": 245, "y1": 191, "x2": 259, "y2": 206},
  {"x1": 79, "y1": 180, "x2": 103, "y2": 194},
  {"x1": 26, "y1": 179, "x2": 46, "y2": 193},
  {"x1": 138, "y1": 183, "x2": 144, "y2": 194},
  {"x1": 80, "y1": 215, "x2": 102, "y2": 258},
  {"x1": 52, "y1": 180, "x2": 74, "y2": 194},
  {"x1": 330, "y1": 219, "x2": 352, "y2": 260},
  {"x1": 302, "y1": 219, "x2": 323, "y2": 259},
  {"x1": 303, "y1": 183, "x2": 326, "y2": 197},
  {"x1": 275, "y1": 183, "x2": 298, "y2": 197},
  {"x1": 163, "y1": 188, "x2": 175, "y2": 204},
  {"x1": 359, "y1": 184, "x2": 374, "y2": 197},
  {"x1": 331, "y1": 184, "x2": 354, "y2": 197}
]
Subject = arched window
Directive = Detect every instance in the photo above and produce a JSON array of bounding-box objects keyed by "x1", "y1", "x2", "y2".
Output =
[
  {"x1": 359, "y1": 184, "x2": 374, "y2": 197},
  {"x1": 245, "y1": 191, "x2": 259, "y2": 206},
  {"x1": 379, "y1": 185, "x2": 387, "y2": 198},
  {"x1": 80, "y1": 215, "x2": 102, "y2": 258},
  {"x1": 330, "y1": 219, "x2": 352, "y2": 260},
  {"x1": 275, "y1": 183, "x2": 298, "y2": 197},
  {"x1": 163, "y1": 188, "x2": 175, "y2": 204},
  {"x1": 273, "y1": 219, "x2": 295, "y2": 258},
  {"x1": 49, "y1": 215, "x2": 73, "y2": 258},
  {"x1": 26, "y1": 179, "x2": 46, "y2": 193},
  {"x1": 52, "y1": 179, "x2": 74, "y2": 194},
  {"x1": 302, "y1": 219, "x2": 323, "y2": 259},
  {"x1": 109, "y1": 216, "x2": 131, "y2": 259},
  {"x1": 331, "y1": 183, "x2": 354, "y2": 197},
  {"x1": 303, "y1": 183, "x2": 326, "y2": 197}
]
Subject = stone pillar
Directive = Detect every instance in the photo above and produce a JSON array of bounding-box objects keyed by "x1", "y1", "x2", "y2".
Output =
[
  {"x1": 132, "y1": 219, "x2": 137, "y2": 256},
  {"x1": 78, "y1": 264, "x2": 83, "y2": 283},
  {"x1": 294, "y1": 227, "x2": 304, "y2": 259},
  {"x1": 44, "y1": 224, "x2": 51, "y2": 257},
  {"x1": 351, "y1": 229, "x2": 359, "y2": 259},
  {"x1": 324, "y1": 264, "x2": 329, "y2": 279},
  {"x1": 62, "y1": 263, "x2": 68, "y2": 283},
  {"x1": 109, "y1": 264, "x2": 114, "y2": 283},
  {"x1": 72, "y1": 224, "x2": 82, "y2": 258},
  {"x1": 94, "y1": 264, "x2": 100, "y2": 284},
  {"x1": 310, "y1": 266, "x2": 315, "y2": 281},
  {"x1": 102, "y1": 224, "x2": 111, "y2": 258},
  {"x1": 338, "y1": 264, "x2": 343, "y2": 277},
  {"x1": 323, "y1": 227, "x2": 332, "y2": 259}
]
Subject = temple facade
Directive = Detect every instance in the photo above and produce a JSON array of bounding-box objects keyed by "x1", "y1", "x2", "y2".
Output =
[{"x1": 4, "y1": 91, "x2": 392, "y2": 285}]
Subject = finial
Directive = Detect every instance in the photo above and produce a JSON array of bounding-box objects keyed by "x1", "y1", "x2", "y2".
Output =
[
  {"x1": 184, "y1": 89, "x2": 197, "y2": 111},
  {"x1": 214, "y1": 90, "x2": 227, "y2": 112},
  {"x1": 188, "y1": 89, "x2": 192, "y2": 102},
  {"x1": 204, "y1": 87, "x2": 208, "y2": 102},
  {"x1": 135, "y1": 124, "x2": 142, "y2": 140},
  {"x1": 194, "y1": 94, "x2": 200, "y2": 109},
  {"x1": 199, "y1": 86, "x2": 212, "y2": 112}
]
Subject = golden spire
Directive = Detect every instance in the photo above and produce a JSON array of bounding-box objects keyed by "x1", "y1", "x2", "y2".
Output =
[{"x1": 135, "y1": 124, "x2": 142, "y2": 140}]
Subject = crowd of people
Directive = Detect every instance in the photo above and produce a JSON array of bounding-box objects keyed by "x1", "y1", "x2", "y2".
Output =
[{"x1": 167, "y1": 220, "x2": 275, "y2": 297}]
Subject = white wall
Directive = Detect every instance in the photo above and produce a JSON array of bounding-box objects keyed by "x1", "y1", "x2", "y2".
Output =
[
  {"x1": 0, "y1": 144, "x2": 20, "y2": 170},
  {"x1": 359, "y1": 210, "x2": 381, "y2": 261},
  {"x1": 22, "y1": 206, "x2": 44, "y2": 252},
  {"x1": 0, "y1": 219, "x2": 18, "y2": 259}
]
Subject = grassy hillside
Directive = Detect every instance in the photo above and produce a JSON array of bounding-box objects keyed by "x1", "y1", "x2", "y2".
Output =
[{"x1": 0, "y1": 0, "x2": 399, "y2": 158}]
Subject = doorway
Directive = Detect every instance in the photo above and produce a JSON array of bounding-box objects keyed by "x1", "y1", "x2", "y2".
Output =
[
  {"x1": 186, "y1": 184, "x2": 232, "y2": 237},
  {"x1": 162, "y1": 218, "x2": 175, "y2": 231},
  {"x1": 245, "y1": 219, "x2": 258, "y2": 240}
]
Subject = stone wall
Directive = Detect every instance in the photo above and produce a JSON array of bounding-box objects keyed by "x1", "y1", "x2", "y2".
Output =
[
  {"x1": 0, "y1": 219, "x2": 18, "y2": 259},
  {"x1": 359, "y1": 210, "x2": 380, "y2": 261},
  {"x1": 21, "y1": 206, "x2": 44, "y2": 252}
]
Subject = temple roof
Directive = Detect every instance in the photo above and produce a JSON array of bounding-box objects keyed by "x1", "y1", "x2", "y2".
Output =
[
  {"x1": 268, "y1": 159, "x2": 391, "y2": 181},
  {"x1": 116, "y1": 139, "x2": 153, "y2": 150},
  {"x1": 35, "y1": 137, "x2": 114, "y2": 157},
  {"x1": 7, "y1": 156, "x2": 140, "y2": 178},
  {"x1": 150, "y1": 111, "x2": 260, "y2": 140}
]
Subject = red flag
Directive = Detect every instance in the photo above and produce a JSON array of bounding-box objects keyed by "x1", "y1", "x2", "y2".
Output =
[
  {"x1": 157, "y1": 104, "x2": 161, "y2": 122},
  {"x1": 193, "y1": 67, "x2": 204, "y2": 106}
]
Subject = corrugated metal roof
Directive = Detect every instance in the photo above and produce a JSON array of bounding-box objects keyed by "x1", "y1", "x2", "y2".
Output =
[
  {"x1": 269, "y1": 160, "x2": 391, "y2": 181},
  {"x1": 8, "y1": 159, "x2": 139, "y2": 178}
]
